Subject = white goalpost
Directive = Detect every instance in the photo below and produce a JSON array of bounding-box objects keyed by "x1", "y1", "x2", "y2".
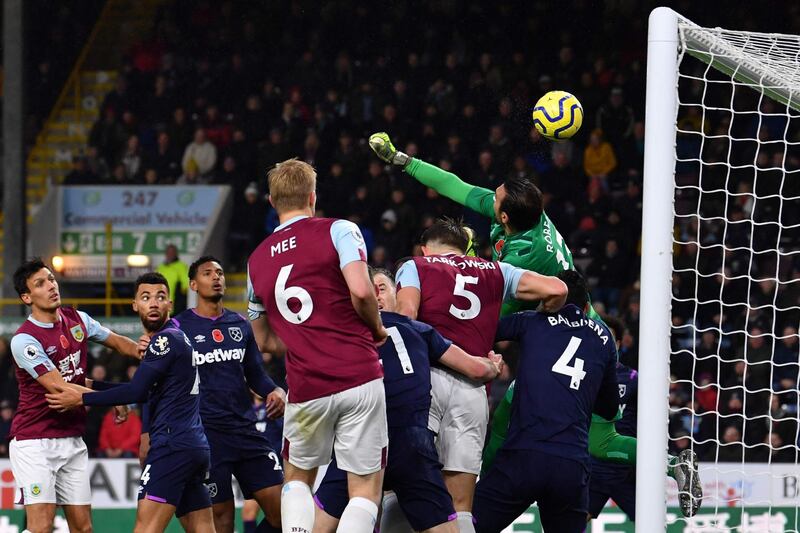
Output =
[{"x1": 638, "y1": 7, "x2": 800, "y2": 532}]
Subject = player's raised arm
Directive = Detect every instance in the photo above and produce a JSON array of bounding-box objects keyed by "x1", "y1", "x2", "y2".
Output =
[
  {"x1": 515, "y1": 271, "x2": 567, "y2": 312},
  {"x1": 498, "y1": 262, "x2": 567, "y2": 312},
  {"x1": 440, "y1": 346, "x2": 503, "y2": 382},
  {"x1": 369, "y1": 132, "x2": 495, "y2": 218},
  {"x1": 408, "y1": 315, "x2": 503, "y2": 382}
]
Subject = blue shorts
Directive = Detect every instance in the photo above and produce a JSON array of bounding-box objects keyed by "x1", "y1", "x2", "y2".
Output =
[
  {"x1": 473, "y1": 448, "x2": 589, "y2": 533},
  {"x1": 138, "y1": 446, "x2": 211, "y2": 517},
  {"x1": 206, "y1": 428, "x2": 283, "y2": 503},
  {"x1": 588, "y1": 459, "x2": 636, "y2": 520},
  {"x1": 315, "y1": 426, "x2": 455, "y2": 531}
]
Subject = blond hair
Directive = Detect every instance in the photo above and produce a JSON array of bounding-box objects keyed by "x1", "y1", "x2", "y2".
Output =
[{"x1": 267, "y1": 158, "x2": 317, "y2": 212}]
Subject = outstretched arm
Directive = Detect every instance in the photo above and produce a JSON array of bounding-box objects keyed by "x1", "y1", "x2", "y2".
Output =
[
  {"x1": 440, "y1": 346, "x2": 503, "y2": 382},
  {"x1": 369, "y1": 132, "x2": 495, "y2": 217}
]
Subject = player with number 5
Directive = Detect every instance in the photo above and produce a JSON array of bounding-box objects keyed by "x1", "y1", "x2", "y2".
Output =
[
  {"x1": 394, "y1": 217, "x2": 567, "y2": 531},
  {"x1": 247, "y1": 158, "x2": 388, "y2": 533}
]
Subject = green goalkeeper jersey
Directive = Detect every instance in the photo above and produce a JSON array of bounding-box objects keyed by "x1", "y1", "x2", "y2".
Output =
[{"x1": 405, "y1": 158, "x2": 575, "y2": 315}]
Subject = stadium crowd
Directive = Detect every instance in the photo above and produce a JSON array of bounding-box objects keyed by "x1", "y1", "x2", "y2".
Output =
[{"x1": 3, "y1": 0, "x2": 799, "y2": 464}]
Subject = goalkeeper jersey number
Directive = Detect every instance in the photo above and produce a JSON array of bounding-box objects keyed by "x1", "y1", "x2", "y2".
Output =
[{"x1": 464, "y1": 187, "x2": 574, "y2": 315}]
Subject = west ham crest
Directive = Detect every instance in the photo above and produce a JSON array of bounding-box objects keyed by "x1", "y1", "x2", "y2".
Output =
[{"x1": 228, "y1": 327, "x2": 243, "y2": 342}]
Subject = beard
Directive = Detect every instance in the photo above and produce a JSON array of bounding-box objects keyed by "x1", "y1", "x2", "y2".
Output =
[{"x1": 141, "y1": 314, "x2": 168, "y2": 333}]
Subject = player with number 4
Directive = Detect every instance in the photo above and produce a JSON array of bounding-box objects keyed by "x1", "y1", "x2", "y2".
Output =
[
  {"x1": 394, "y1": 218, "x2": 567, "y2": 532},
  {"x1": 247, "y1": 159, "x2": 388, "y2": 533}
]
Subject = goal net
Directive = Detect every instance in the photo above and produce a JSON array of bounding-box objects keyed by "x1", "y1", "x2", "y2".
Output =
[{"x1": 637, "y1": 8, "x2": 800, "y2": 532}]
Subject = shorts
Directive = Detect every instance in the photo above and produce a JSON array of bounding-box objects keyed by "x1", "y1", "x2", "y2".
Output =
[
  {"x1": 428, "y1": 367, "x2": 488, "y2": 475},
  {"x1": 206, "y1": 428, "x2": 283, "y2": 503},
  {"x1": 315, "y1": 427, "x2": 455, "y2": 531},
  {"x1": 588, "y1": 460, "x2": 636, "y2": 520},
  {"x1": 9, "y1": 437, "x2": 91, "y2": 505},
  {"x1": 473, "y1": 449, "x2": 589, "y2": 533},
  {"x1": 138, "y1": 446, "x2": 212, "y2": 517},
  {"x1": 283, "y1": 378, "x2": 388, "y2": 475}
]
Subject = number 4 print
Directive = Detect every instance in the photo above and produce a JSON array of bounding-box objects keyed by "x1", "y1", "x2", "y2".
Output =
[
  {"x1": 552, "y1": 336, "x2": 586, "y2": 390},
  {"x1": 141, "y1": 464, "x2": 151, "y2": 485}
]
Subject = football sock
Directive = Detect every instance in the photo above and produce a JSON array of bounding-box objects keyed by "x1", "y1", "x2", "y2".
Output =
[
  {"x1": 667, "y1": 454, "x2": 678, "y2": 479},
  {"x1": 456, "y1": 511, "x2": 476, "y2": 533},
  {"x1": 337, "y1": 496, "x2": 378, "y2": 533},
  {"x1": 244, "y1": 520, "x2": 257, "y2": 533},
  {"x1": 380, "y1": 492, "x2": 414, "y2": 533},
  {"x1": 588, "y1": 417, "x2": 637, "y2": 465},
  {"x1": 281, "y1": 481, "x2": 315, "y2": 533}
]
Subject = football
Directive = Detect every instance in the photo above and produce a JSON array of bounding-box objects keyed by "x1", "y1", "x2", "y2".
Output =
[{"x1": 532, "y1": 90, "x2": 584, "y2": 140}]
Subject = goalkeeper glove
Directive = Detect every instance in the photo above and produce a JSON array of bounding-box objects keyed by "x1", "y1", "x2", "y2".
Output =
[{"x1": 369, "y1": 132, "x2": 411, "y2": 167}]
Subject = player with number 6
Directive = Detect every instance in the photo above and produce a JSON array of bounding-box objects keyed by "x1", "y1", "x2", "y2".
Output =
[{"x1": 247, "y1": 158, "x2": 388, "y2": 533}]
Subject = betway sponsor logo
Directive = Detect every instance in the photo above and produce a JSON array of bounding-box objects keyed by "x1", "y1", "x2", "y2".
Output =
[{"x1": 193, "y1": 348, "x2": 245, "y2": 365}]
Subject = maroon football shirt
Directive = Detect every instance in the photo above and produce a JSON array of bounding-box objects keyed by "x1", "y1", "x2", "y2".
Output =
[
  {"x1": 408, "y1": 254, "x2": 505, "y2": 358},
  {"x1": 248, "y1": 217, "x2": 383, "y2": 403},
  {"x1": 10, "y1": 307, "x2": 90, "y2": 440}
]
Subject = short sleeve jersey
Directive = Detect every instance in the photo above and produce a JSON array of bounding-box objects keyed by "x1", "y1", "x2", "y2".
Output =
[
  {"x1": 171, "y1": 308, "x2": 275, "y2": 434},
  {"x1": 247, "y1": 216, "x2": 383, "y2": 403},
  {"x1": 495, "y1": 305, "x2": 618, "y2": 464},
  {"x1": 395, "y1": 254, "x2": 522, "y2": 358},
  {"x1": 10, "y1": 307, "x2": 109, "y2": 440}
]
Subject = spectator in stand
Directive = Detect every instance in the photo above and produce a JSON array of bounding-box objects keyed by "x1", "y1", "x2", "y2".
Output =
[
  {"x1": 120, "y1": 135, "x2": 143, "y2": 181},
  {"x1": 143, "y1": 168, "x2": 160, "y2": 185},
  {"x1": 258, "y1": 127, "x2": 292, "y2": 172},
  {"x1": 583, "y1": 129, "x2": 617, "y2": 189},
  {"x1": 64, "y1": 156, "x2": 99, "y2": 185},
  {"x1": 89, "y1": 107, "x2": 127, "y2": 165},
  {"x1": 718, "y1": 425, "x2": 744, "y2": 462},
  {"x1": 101, "y1": 76, "x2": 133, "y2": 115},
  {"x1": 156, "y1": 244, "x2": 189, "y2": 314},
  {"x1": 228, "y1": 182, "x2": 268, "y2": 269},
  {"x1": 96, "y1": 407, "x2": 142, "y2": 458},
  {"x1": 374, "y1": 209, "x2": 407, "y2": 263},
  {"x1": 86, "y1": 146, "x2": 110, "y2": 181},
  {"x1": 588, "y1": 239, "x2": 628, "y2": 313},
  {"x1": 596, "y1": 87, "x2": 635, "y2": 148},
  {"x1": 773, "y1": 326, "x2": 799, "y2": 391},
  {"x1": 145, "y1": 131, "x2": 181, "y2": 182},
  {"x1": 0, "y1": 401, "x2": 13, "y2": 457},
  {"x1": 202, "y1": 104, "x2": 232, "y2": 148},
  {"x1": 182, "y1": 128, "x2": 217, "y2": 178},
  {"x1": 167, "y1": 107, "x2": 194, "y2": 151}
]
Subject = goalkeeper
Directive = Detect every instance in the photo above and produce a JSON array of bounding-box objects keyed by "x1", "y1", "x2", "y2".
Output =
[{"x1": 369, "y1": 132, "x2": 702, "y2": 518}]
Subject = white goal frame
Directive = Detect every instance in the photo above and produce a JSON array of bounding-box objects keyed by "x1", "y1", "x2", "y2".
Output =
[{"x1": 637, "y1": 7, "x2": 799, "y2": 532}]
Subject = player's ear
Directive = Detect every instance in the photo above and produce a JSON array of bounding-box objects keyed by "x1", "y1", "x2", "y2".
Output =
[
  {"x1": 420, "y1": 245, "x2": 429, "y2": 256},
  {"x1": 19, "y1": 293, "x2": 32, "y2": 306},
  {"x1": 499, "y1": 210, "x2": 510, "y2": 225},
  {"x1": 309, "y1": 190, "x2": 317, "y2": 209},
  {"x1": 189, "y1": 279, "x2": 198, "y2": 293},
  {"x1": 268, "y1": 194, "x2": 276, "y2": 209}
]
